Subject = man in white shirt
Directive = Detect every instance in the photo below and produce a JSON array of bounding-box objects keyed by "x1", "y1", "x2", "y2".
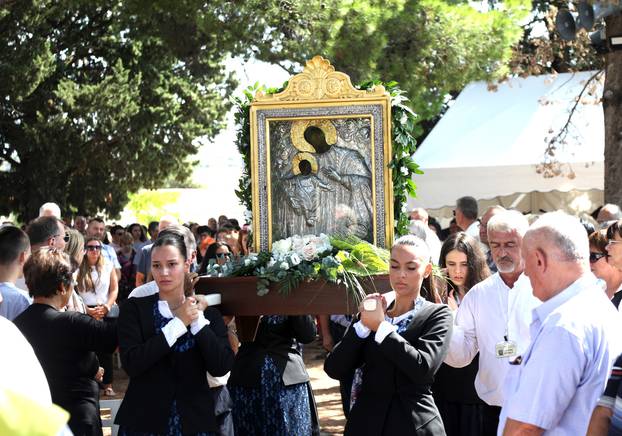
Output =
[
  {"x1": 455, "y1": 196, "x2": 480, "y2": 240},
  {"x1": 445, "y1": 210, "x2": 540, "y2": 435},
  {"x1": 0, "y1": 226, "x2": 31, "y2": 320},
  {"x1": 500, "y1": 212, "x2": 622, "y2": 435}
]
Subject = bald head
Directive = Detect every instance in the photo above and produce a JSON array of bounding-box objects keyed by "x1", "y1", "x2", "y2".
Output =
[
  {"x1": 158, "y1": 215, "x2": 178, "y2": 232},
  {"x1": 523, "y1": 212, "x2": 589, "y2": 301},
  {"x1": 39, "y1": 202, "x2": 61, "y2": 219},
  {"x1": 597, "y1": 204, "x2": 622, "y2": 225},
  {"x1": 409, "y1": 208, "x2": 429, "y2": 225}
]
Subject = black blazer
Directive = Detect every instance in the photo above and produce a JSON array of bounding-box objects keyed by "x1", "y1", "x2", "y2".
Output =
[
  {"x1": 115, "y1": 294, "x2": 235, "y2": 434},
  {"x1": 324, "y1": 301, "x2": 453, "y2": 436},
  {"x1": 227, "y1": 315, "x2": 316, "y2": 387},
  {"x1": 15, "y1": 304, "x2": 117, "y2": 436}
]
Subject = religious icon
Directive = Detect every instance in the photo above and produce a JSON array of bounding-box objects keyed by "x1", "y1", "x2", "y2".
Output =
[{"x1": 249, "y1": 56, "x2": 393, "y2": 251}]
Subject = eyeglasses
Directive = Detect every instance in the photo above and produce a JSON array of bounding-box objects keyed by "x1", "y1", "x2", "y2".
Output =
[
  {"x1": 216, "y1": 252, "x2": 231, "y2": 259},
  {"x1": 589, "y1": 252, "x2": 608, "y2": 263},
  {"x1": 607, "y1": 239, "x2": 622, "y2": 247},
  {"x1": 86, "y1": 245, "x2": 102, "y2": 251}
]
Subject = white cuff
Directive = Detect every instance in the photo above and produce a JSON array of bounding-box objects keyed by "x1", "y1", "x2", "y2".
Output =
[
  {"x1": 353, "y1": 320, "x2": 371, "y2": 338},
  {"x1": 597, "y1": 395, "x2": 615, "y2": 410},
  {"x1": 374, "y1": 320, "x2": 397, "y2": 344},
  {"x1": 190, "y1": 311, "x2": 210, "y2": 335},
  {"x1": 161, "y1": 317, "x2": 187, "y2": 347}
]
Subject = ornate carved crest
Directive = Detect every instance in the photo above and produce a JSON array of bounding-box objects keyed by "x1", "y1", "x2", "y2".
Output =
[{"x1": 254, "y1": 56, "x2": 386, "y2": 102}]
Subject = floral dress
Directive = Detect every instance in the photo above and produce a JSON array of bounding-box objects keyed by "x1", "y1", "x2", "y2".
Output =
[{"x1": 228, "y1": 315, "x2": 313, "y2": 436}]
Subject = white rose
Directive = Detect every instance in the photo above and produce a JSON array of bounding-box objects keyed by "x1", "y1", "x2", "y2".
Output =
[
  {"x1": 244, "y1": 258, "x2": 251, "y2": 266},
  {"x1": 302, "y1": 244, "x2": 317, "y2": 261},
  {"x1": 279, "y1": 261, "x2": 289, "y2": 270},
  {"x1": 272, "y1": 238, "x2": 292, "y2": 255},
  {"x1": 312, "y1": 234, "x2": 332, "y2": 254},
  {"x1": 267, "y1": 258, "x2": 277, "y2": 268},
  {"x1": 291, "y1": 235, "x2": 305, "y2": 254},
  {"x1": 290, "y1": 253, "x2": 302, "y2": 266}
]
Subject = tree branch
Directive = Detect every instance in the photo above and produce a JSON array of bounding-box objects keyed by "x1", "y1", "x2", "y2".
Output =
[{"x1": 545, "y1": 69, "x2": 604, "y2": 154}]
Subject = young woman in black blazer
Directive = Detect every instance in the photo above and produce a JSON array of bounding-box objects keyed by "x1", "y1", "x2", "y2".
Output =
[
  {"x1": 115, "y1": 233, "x2": 235, "y2": 435},
  {"x1": 325, "y1": 235, "x2": 453, "y2": 435}
]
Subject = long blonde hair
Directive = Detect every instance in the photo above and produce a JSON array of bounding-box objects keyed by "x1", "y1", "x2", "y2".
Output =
[{"x1": 77, "y1": 237, "x2": 104, "y2": 293}]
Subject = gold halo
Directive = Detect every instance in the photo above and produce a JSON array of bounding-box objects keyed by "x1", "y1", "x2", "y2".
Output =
[
  {"x1": 292, "y1": 152, "x2": 318, "y2": 175},
  {"x1": 290, "y1": 119, "x2": 337, "y2": 152}
]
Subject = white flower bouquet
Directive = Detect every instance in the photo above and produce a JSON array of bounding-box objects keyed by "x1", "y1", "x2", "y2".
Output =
[{"x1": 203, "y1": 234, "x2": 389, "y2": 300}]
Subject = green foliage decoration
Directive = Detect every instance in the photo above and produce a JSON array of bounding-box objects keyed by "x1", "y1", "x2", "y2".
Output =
[{"x1": 233, "y1": 79, "x2": 419, "y2": 238}]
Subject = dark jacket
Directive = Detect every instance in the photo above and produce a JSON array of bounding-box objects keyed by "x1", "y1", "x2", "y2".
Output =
[
  {"x1": 14, "y1": 303, "x2": 117, "y2": 436},
  {"x1": 324, "y1": 301, "x2": 453, "y2": 436},
  {"x1": 115, "y1": 294, "x2": 235, "y2": 434},
  {"x1": 227, "y1": 315, "x2": 316, "y2": 387}
]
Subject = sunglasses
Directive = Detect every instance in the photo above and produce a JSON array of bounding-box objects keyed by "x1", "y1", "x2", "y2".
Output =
[
  {"x1": 86, "y1": 245, "x2": 102, "y2": 251},
  {"x1": 54, "y1": 234, "x2": 71, "y2": 243},
  {"x1": 589, "y1": 252, "x2": 608, "y2": 263}
]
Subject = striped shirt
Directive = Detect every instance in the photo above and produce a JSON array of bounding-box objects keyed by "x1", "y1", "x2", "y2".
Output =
[{"x1": 597, "y1": 354, "x2": 622, "y2": 435}]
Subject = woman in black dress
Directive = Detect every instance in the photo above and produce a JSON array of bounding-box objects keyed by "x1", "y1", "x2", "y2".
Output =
[
  {"x1": 433, "y1": 232, "x2": 490, "y2": 436},
  {"x1": 14, "y1": 248, "x2": 117, "y2": 436},
  {"x1": 324, "y1": 235, "x2": 453, "y2": 435},
  {"x1": 115, "y1": 232, "x2": 235, "y2": 435}
]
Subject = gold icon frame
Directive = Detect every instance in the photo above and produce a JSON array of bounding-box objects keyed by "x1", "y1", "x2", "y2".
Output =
[{"x1": 249, "y1": 56, "x2": 394, "y2": 252}]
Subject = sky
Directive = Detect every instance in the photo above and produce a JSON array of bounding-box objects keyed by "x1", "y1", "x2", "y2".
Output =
[{"x1": 117, "y1": 57, "x2": 292, "y2": 225}]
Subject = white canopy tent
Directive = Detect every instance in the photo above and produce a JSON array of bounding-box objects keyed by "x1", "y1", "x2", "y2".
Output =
[{"x1": 407, "y1": 71, "x2": 605, "y2": 224}]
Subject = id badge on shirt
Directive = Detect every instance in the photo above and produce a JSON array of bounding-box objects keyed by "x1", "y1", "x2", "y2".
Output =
[{"x1": 495, "y1": 340, "x2": 517, "y2": 358}]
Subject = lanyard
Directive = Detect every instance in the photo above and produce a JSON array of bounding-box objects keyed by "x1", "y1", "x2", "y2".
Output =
[{"x1": 500, "y1": 276, "x2": 521, "y2": 341}]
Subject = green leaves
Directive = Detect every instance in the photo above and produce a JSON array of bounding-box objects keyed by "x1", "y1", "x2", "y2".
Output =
[{"x1": 0, "y1": 1, "x2": 282, "y2": 220}]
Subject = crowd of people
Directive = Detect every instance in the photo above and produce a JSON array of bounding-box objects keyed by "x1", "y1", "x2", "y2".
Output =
[{"x1": 2, "y1": 198, "x2": 622, "y2": 435}]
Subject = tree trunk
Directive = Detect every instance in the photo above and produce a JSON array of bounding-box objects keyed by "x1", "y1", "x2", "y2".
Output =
[{"x1": 604, "y1": 14, "x2": 622, "y2": 205}]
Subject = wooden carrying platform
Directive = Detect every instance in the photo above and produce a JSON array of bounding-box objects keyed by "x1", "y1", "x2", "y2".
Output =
[{"x1": 195, "y1": 275, "x2": 392, "y2": 316}]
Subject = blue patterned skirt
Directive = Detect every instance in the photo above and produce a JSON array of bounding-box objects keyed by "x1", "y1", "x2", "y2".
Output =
[
  {"x1": 229, "y1": 355, "x2": 312, "y2": 436},
  {"x1": 118, "y1": 400, "x2": 215, "y2": 436}
]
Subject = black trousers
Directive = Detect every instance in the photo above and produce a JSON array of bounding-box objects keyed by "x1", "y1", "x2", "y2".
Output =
[
  {"x1": 93, "y1": 316, "x2": 116, "y2": 385},
  {"x1": 329, "y1": 320, "x2": 354, "y2": 418},
  {"x1": 481, "y1": 404, "x2": 501, "y2": 436}
]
